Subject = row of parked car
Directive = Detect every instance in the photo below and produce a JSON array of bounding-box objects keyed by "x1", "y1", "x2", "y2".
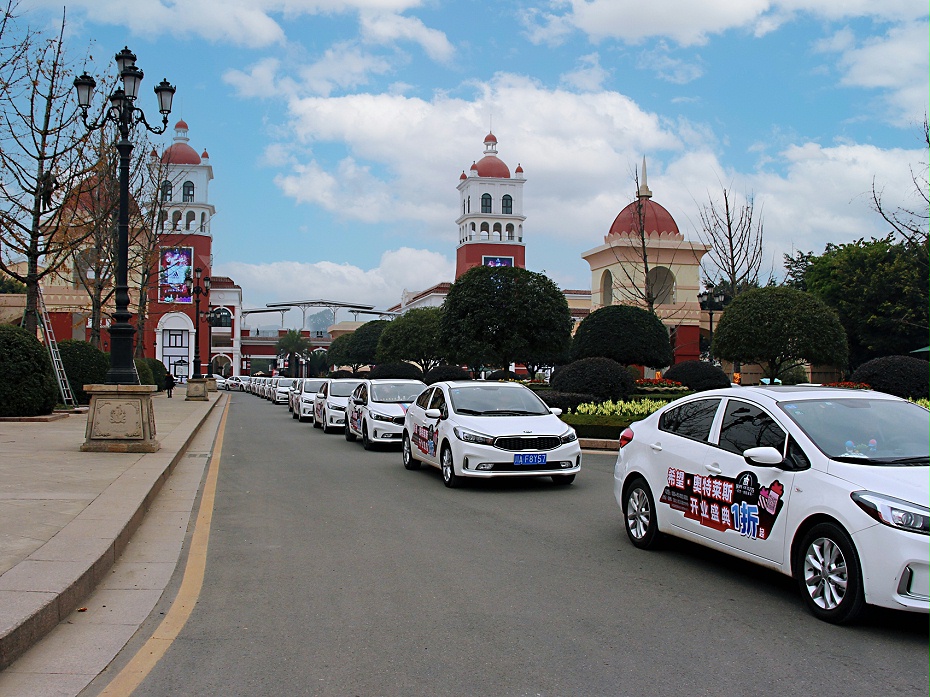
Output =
[{"x1": 241, "y1": 374, "x2": 582, "y2": 487}]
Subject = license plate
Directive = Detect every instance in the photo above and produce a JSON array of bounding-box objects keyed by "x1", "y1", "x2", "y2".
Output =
[{"x1": 514, "y1": 453, "x2": 547, "y2": 465}]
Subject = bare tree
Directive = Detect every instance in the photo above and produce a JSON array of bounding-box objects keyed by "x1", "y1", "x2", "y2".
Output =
[
  {"x1": 0, "y1": 13, "x2": 95, "y2": 334},
  {"x1": 696, "y1": 184, "x2": 764, "y2": 298}
]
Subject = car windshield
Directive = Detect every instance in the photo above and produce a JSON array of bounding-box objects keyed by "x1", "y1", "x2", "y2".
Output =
[
  {"x1": 371, "y1": 382, "x2": 425, "y2": 403},
  {"x1": 277, "y1": 379, "x2": 296, "y2": 389},
  {"x1": 302, "y1": 379, "x2": 326, "y2": 393},
  {"x1": 778, "y1": 398, "x2": 929, "y2": 464},
  {"x1": 330, "y1": 381, "x2": 362, "y2": 397},
  {"x1": 448, "y1": 384, "x2": 550, "y2": 416}
]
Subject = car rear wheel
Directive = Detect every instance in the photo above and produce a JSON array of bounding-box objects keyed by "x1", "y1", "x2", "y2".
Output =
[
  {"x1": 552, "y1": 474, "x2": 575, "y2": 485},
  {"x1": 440, "y1": 445, "x2": 461, "y2": 488},
  {"x1": 313, "y1": 410, "x2": 323, "y2": 429},
  {"x1": 623, "y1": 477, "x2": 662, "y2": 549},
  {"x1": 796, "y1": 522, "x2": 865, "y2": 624},
  {"x1": 402, "y1": 433, "x2": 420, "y2": 470},
  {"x1": 345, "y1": 424, "x2": 356, "y2": 441}
]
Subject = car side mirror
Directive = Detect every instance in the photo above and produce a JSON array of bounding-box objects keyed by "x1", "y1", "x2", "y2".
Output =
[
  {"x1": 316, "y1": 392, "x2": 325, "y2": 399},
  {"x1": 424, "y1": 408, "x2": 442, "y2": 419},
  {"x1": 743, "y1": 446, "x2": 784, "y2": 467},
  {"x1": 353, "y1": 397, "x2": 364, "y2": 405},
  {"x1": 549, "y1": 407, "x2": 563, "y2": 416}
]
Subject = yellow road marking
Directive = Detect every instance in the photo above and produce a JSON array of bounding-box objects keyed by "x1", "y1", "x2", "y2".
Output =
[{"x1": 100, "y1": 397, "x2": 230, "y2": 696}]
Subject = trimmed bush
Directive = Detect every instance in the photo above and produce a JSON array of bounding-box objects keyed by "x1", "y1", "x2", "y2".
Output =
[
  {"x1": 368, "y1": 362, "x2": 424, "y2": 380},
  {"x1": 550, "y1": 357, "x2": 634, "y2": 401},
  {"x1": 663, "y1": 360, "x2": 730, "y2": 392},
  {"x1": 537, "y1": 391, "x2": 598, "y2": 413},
  {"x1": 135, "y1": 358, "x2": 155, "y2": 387},
  {"x1": 424, "y1": 364, "x2": 472, "y2": 384},
  {"x1": 570, "y1": 305, "x2": 674, "y2": 367},
  {"x1": 143, "y1": 357, "x2": 169, "y2": 391},
  {"x1": 0, "y1": 324, "x2": 58, "y2": 416},
  {"x1": 329, "y1": 369, "x2": 355, "y2": 378},
  {"x1": 485, "y1": 369, "x2": 521, "y2": 381},
  {"x1": 851, "y1": 355, "x2": 929, "y2": 400},
  {"x1": 57, "y1": 340, "x2": 109, "y2": 404}
]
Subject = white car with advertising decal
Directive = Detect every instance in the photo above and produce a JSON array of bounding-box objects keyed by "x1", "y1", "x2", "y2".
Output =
[
  {"x1": 402, "y1": 380, "x2": 581, "y2": 488},
  {"x1": 346, "y1": 379, "x2": 426, "y2": 450},
  {"x1": 273, "y1": 377, "x2": 297, "y2": 405},
  {"x1": 294, "y1": 377, "x2": 327, "y2": 422},
  {"x1": 615, "y1": 385, "x2": 929, "y2": 624},
  {"x1": 313, "y1": 378, "x2": 363, "y2": 433}
]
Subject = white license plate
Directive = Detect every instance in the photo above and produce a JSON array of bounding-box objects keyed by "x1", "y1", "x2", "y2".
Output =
[{"x1": 514, "y1": 453, "x2": 547, "y2": 465}]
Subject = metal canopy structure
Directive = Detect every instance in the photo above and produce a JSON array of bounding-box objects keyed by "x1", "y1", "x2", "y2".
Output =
[
  {"x1": 265, "y1": 299, "x2": 376, "y2": 328},
  {"x1": 241, "y1": 307, "x2": 290, "y2": 328}
]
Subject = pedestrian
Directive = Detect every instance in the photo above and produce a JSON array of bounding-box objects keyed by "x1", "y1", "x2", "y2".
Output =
[{"x1": 165, "y1": 372, "x2": 176, "y2": 398}]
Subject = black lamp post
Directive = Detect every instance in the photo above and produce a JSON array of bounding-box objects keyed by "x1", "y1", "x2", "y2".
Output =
[
  {"x1": 191, "y1": 268, "x2": 211, "y2": 379},
  {"x1": 206, "y1": 307, "x2": 222, "y2": 376},
  {"x1": 697, "y1": 289, "x2": 727, "y2": 354},
  {"x1": 74, "y1": 48, "x2": 176, "y2": 385}
]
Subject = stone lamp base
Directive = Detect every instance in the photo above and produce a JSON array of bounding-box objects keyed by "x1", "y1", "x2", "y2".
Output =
[
  {"x1": 81, "y1": 384, "x2": 160, "y2": 453},
  {"x1": 185, "y1": 378, "x2": 209, "y2": 401}
]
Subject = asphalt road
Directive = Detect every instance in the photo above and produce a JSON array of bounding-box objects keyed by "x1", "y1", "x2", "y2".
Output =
[{"x1": 120, "y1": 392, "x2": 927, "y2": 697}]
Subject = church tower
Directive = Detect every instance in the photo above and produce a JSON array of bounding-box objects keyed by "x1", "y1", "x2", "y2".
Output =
[{"x1": 454, "y1": 132, "x2": 526, "y2": 278}]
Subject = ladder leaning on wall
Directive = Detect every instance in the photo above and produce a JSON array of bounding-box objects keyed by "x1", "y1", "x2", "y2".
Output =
[{"x1": 37, "y1": 287, "x2": 77, "y2": 408}]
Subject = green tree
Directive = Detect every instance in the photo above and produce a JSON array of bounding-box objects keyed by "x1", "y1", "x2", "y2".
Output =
[
  {"x1": 712, "y1": 286, "x2": 848, "y2": 380},
  {"x1": 326, "y1": 333, "x2": 362, "y2": 374},
  {"x1": 804, "y1": 237, "x2": 928, "y2": 369},
  {"x1": 570, "y1": 304, "x2": 673, "y2": 368},
  {"x1": 439, "y1": 266, "x2": 572, "y2": 372},
  {"x1": 349, "y1": 320, "x2": 388, "y2": 368},
  {"x1": 0, "y1": 272, "x2": 26, "y2": 293},
  {"x1": 276, "y1": 329, "x2": 311, "y2": 377},
  {"x1": 376, "y1": 307, "x2": 444, "y2": 373}
]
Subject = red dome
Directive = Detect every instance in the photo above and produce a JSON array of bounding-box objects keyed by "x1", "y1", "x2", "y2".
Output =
[
  {"x1": 474, "y1": 155, "x2": 510, "y2": 178},
  {"x1": 484, "y1": 132, "x2": 497, "y2": 143},
  {"x1": 161, "y1": 142, "x2": 201, "y2": 165},
  {"x1": 515, "y1": 163, "x2": 523, "y2": 173},
  {"x1": 608, "y1": 198, "x2": 680, "y2": 238},
  {"x1": 175, "y1": 119, "x2": 189, "y2": 130},
  {"x1": 460, "y1": 171, "x2": 467, "y2": 180}
]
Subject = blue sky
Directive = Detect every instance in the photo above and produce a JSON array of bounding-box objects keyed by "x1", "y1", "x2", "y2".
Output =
[{"x1": 21, "y1": 0, "x2": 930, "y2": 327}]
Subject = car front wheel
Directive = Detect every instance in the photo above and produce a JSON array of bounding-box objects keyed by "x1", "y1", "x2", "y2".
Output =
[
  {"x1": 402, "y1": 433, "x2": 420, "y2": 470},
  {"x1": 796, "y1": 522, "x2": 865, "y2": 624},
  {"x1": 440, "y1": 445, "x2": 461, "y2": 488},
  {"x1": 623, "y1": 477, "x2": 662, "y2": 549},
  {"x1": 362, "y1": 421, "x2": 375, "y2": 450}
]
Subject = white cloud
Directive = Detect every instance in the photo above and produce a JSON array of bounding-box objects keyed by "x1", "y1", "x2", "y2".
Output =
[
  {"x1": 359, "y1": 11, "x2": 455, "y2": 62},
  {"x1": 559, "y1": 53, "x2": 610, "y2": 91},
  {"x1": 217, "y1": 247, "x2": 454, "y2": 316},
  {"x1": 636, "y1": 42, "x2": 704, "y2": 84}
]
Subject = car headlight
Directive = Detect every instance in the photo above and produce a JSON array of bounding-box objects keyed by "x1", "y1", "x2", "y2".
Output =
[
  {"x1": 329, "y1": 403, "x2": 346, "y2": 412},
  {"x1": 371, "y1": 411, "x2": 394, "y2": 422},
  {"x1": 852, "y1": 491, "x2": 930, "y2": 535},
  {"x1": 453, "y1": 426, "x2": 494, "y2": 445},
  {"x1": 559, "y1": 428, "x2": 577, "y2": 444}
]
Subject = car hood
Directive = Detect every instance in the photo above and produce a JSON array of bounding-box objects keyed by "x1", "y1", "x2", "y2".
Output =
[
  {"x1": 449, "y1": 413, "x2": 570, "y2": 437},
  {"x1": 827, "y1": 460, "x2": 930, "y2": 505},
  {"x1": 367, "y1": 402, "x2": 413, "y2": 416},
  {"x1": 326, "y1": 395, "x2": 350, "y2": 406}
]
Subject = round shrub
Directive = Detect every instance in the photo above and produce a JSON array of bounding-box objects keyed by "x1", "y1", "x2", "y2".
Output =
[
  {"x1": 143, "y1": 357, "x2": 168, "y2": 391},
  {"x1": 571, "y1": 305, "x2": 674, "y2": 367},
  {"x1": 538, "y1": 391, "x2": 598, "y2": 413},
  {"x1": 57, "y1": 340, "x2": 109, "y2": 404},
  {"x1": 550, "y1": 357, "x2": 634, "y2": 401},
  {"x1": 424, "y1": 364, "x2": 472, "y2": 384},
  {"x1": 0, "y1": 324, "x2": 58, "y2": 416},
  {"x1": 851, "y1": 355, "x2": 929, "y2": 399},
  {"x1": 485, "y1": 369, "x2": 521, "y2": 381},
  {"x1": 134, "y1": 357, "x2": 155, "y2": 387},
  {"x1": 663, "y1": 360, "x2": 730, "y2": 392},
  {"x1": 368, "y1": 362, "x2": 424, "y2": 380}
]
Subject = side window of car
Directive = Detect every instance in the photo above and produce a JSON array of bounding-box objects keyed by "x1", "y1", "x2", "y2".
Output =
[
  {"x1": 658, "y1": 399, "x2": 720, "y2": 442},
  {"x1": 429, "y1": 389, "x2": 448, "y2": 418},
  {"x1": 718, "y1": 400, "x2": 787, "y2": 456},
  {"x1": 784, "y1": 435, "x2": 811, "y2": 471},
  {"x1": 360, "y1": 384, "x2": 368, "y2": 403},
  {"x1": 320, "y1": 383, "x2": 328, "y2": 397},
  {"x1": 415, "y1": 388, "x2": 433, "y2": 410}
]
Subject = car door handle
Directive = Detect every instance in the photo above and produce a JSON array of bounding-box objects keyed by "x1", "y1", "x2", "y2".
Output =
[
  {"x1": 705, "y1": 463, "x2": 723, "y2": 474},
  {"x1": 649, "y1": 443, "x2": 662, "y2": 452}
]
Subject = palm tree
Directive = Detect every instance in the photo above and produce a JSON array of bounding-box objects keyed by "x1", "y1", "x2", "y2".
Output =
[{"x1": 276, "y1": 329, "x2": 311, "y2": 377}]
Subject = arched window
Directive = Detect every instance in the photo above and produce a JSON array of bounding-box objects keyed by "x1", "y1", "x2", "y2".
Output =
[
  {"x1": 200, "y1": 212, "x2": 207, "y2": 232},
  {"x1": 158, "y1": 211, "x2": 167, "y2": 230},
  {"x1": 481, "y1": 193, "x2": 492, "y2": 213},
  {"x1": 469, "y1": 223, "x2": 476, "y2": 240},
  {"x1": 210, "y1": 307, "x2": 232, "y2": 328},
  {"x1": 467, "y1": 196, "x2": 471, "y2": 213},
  {"x1": 171, "y1": 211, "x2": 181, "y2": 230},
  {"x1": 647, "y1": 266, "x2": 676, "y2": 305},
  {"x1": 182, "y1": 181, "x2": 195, "y2": 202},
  {"x1": 506, "y1": 224, "x2": 514, "y2": 240},
  {"x1": 601, "y1": 270, "x2": 614, "y2": 306},
  {"x1": 160, "y1": 181, "x2": 172, "y2": 202},
  {"x1": 492, "y1": 223, "x2": 502, "y2": 240},
  {"x1": 480, "y1": 222, "x2": 490, "y2": 240},
  {"x1": 185, "y1": 211, "x2": 195, "y2": 230},
  {"x1": 502, "y1": 194, "x2": 513, "y2": 215}
]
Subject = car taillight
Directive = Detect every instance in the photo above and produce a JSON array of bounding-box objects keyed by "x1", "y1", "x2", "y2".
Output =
[{"x1": 618, "y1": 427, "x2": 634, "y2": 448}]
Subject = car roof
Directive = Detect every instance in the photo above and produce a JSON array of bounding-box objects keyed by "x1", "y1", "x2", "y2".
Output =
[
  {"x1": 365, "y1": 378, "x2": 425, "y2": 384},
  {"x1": 684, "y1": 385, "x2": 904, "y2": 403}
]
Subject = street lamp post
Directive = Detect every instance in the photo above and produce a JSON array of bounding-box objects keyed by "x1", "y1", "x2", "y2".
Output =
[
  {"x1": 697, "y1": 289, "x2": 727, "y2": 355},
  {"x1": 191, "y1": 268, "x2": 211, "y2": 379},
  {"x1": 74, "y1": 48, "x2": 176, "y2": 385}
]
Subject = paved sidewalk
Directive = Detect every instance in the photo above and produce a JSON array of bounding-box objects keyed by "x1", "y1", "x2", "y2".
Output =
[{"x1": 0, "y1": 387, "x2": 226, "y2": 671}]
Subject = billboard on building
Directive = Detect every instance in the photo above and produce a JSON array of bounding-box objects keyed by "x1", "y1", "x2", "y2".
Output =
[
  {"x1": 482, "y1": 255, "x2": 514, "y2": 268},
  {"x1": 159, "y1": 246, "x2": 193, "y2": 303}
]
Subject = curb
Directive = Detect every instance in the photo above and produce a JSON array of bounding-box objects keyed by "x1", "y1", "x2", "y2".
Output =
[
  {"x1": 0, "y1": 393, "x2": 227, "y2": 671},
  {"x1": 579, "y1": 437, "x2": 619, "y2": 451}
]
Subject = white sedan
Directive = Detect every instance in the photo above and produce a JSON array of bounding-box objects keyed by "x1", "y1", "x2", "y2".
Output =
[
  {"x1": 402, "y1": 380, "x2": 581, "y2": 488},
  {"x1": 346, "y1": 379, "x2": 427, "y2": 449},
  {"x1": 615, "y1": 385, "x2": 929, "y2": 624},
  {"x1": 294, "y1": 377, "x2": 327, "y2": 422},
  {"x1": 313, "y1": 378, "x2": 363, "y2": 433}
]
